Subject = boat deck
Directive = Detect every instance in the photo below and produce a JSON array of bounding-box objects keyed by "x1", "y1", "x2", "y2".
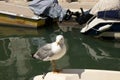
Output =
[
  {"x1": 0, "y1": 1, "x2": 46, "y2": 28},
  {"x1": 0, "y1": 1, "x2": 35, "y2": 19}
]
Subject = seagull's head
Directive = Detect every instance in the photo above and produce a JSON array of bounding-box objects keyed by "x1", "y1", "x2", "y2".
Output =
[{"x1": 56, "y1": 35, "x2": 64, "y2": 45}]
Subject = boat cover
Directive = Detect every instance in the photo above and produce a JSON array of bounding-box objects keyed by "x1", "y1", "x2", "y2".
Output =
[
  {"x1": 29, "y1": 0, "x2": 67, "y2": 21},
  {"x1": 90, "y1": 0, "x2": 120, "y2": 15},
  {"x1": 98, "y1": 10, "x2": 120, "y2": 20}
]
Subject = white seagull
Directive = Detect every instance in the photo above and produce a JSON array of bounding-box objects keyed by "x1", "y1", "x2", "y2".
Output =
[{"x1": 33, "y1": 35, "x2": 66, "y2": 72}]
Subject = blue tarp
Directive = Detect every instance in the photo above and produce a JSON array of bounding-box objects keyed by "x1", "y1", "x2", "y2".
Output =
[
  {"x1": 29, "y1": 0, "x2": 67, "y2": 21},
  {"x1": 97, "y1": 10, "x2": 120, "y2": 19}
]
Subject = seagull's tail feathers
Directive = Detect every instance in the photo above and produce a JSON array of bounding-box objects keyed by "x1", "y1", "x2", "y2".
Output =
[
  {"x1": 32, "y1": 53, "x2": 43, "y2": 60},
  {"x1": 32, "y1": 53, "x2": 36, "y2": 59}
]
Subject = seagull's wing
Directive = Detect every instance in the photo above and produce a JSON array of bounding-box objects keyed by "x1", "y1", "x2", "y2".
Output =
[{"x1": 33, "y1": 43, "x2": 54, "y2": 60}]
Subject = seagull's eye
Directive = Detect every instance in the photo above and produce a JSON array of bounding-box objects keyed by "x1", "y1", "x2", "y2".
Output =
[{"x1": 60, "y1": 38, "x2": 63, "y2": 41}]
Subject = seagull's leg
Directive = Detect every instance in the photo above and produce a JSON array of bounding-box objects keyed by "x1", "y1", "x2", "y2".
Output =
[
  {"x1": 51, "y1": 60, "x2": 62, "y2": 73},
  {"x1": 51, "y1": 60, "x2": 56, "y2": 72}
]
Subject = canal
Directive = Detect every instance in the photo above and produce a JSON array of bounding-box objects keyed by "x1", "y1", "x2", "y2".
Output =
[{"x1": 0, "y1": 23, "x2": 120, "y2": 80}]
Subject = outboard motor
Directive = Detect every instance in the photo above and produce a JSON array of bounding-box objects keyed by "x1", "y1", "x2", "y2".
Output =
[
  {"x1": 63, "y1": 9, "x2": 73, "y2": 21},
  {"x1": 74, "y1": 8, "x2": 93, "y2": 25}
]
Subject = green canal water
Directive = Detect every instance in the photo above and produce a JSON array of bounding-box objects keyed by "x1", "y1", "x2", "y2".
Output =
[{"x1": 0, "y1": 24, "x2": 120, "y2": 80}]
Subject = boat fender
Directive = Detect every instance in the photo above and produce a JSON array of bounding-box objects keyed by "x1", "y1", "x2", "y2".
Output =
[{"x1": 97, "y1": 24, "x2": 111, "y2": 32}]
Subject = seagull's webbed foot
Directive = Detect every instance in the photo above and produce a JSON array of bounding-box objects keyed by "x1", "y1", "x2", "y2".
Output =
[{"x1": 52, "y1": 69, "x2": 62, "y2": 73}]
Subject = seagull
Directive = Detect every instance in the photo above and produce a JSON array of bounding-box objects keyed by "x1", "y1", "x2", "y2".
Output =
[{"x1": 33, "y1": 35, "x2": 67, "y2": 72}]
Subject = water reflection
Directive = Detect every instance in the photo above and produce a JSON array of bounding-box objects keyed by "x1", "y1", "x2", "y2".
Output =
[
  {"x1": 82, "y1": 41, "x2": 120, "y2": 70},
  {"x1": 0, "y1": 37, "x2": 32, "y2": 80},
  {"x1": 82, "y1": 39, "x2": 120, "y2": 60},
  {"x1": 0, "y1": 24, "x2": 120, "y2": 80},
  {"x1": 82, "y1": 38, "x2": 120, "y2": 69},
  {"x1": 59, "y1": 24, "x2": 120, "y2": 70},
  {"x1": 0, "y1": 25, "x2": 69, "y2": 80}
]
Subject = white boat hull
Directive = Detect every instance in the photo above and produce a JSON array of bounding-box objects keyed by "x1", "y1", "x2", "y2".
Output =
[
  {"x1": 80, "y1": 17, "x2": 120, "y2": 39},
  {"x1": 33, "y1": 69, "x2": 120, "y2": 80}
]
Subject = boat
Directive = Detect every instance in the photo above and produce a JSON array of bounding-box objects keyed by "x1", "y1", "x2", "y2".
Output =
[
  {"x1": 0, "y1": 1, "x2": 46, "y2": 28},
  {"x1": 80, "y1": 16, "x2": 120, "y2": 39},
  {"x1": 33, "y1": 69, "x2": 120, "y2": 80},
  {"x1": 80, "y1": 0, "x2": 120, "y2": 39}
]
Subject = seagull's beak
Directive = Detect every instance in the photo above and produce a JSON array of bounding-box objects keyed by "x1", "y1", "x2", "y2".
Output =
[{"x1": 57, "y1": 41, "x2": 60, "y2": 46}]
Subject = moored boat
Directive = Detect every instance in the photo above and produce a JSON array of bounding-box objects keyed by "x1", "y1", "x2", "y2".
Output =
[
  {"x1": 80, "y1": 16, "x2": 120, "y2": 39},
  {"x1": 0, "y1": 1, "x2": 46, "y2": 28},
  {"x1": 79, "y1": 0, "x2": 120, "y2": 39}
]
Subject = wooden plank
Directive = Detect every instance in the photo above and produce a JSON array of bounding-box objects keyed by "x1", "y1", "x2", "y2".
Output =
[{"x1": 0, "y1": 14, "x2": 45, "y2": 28}]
